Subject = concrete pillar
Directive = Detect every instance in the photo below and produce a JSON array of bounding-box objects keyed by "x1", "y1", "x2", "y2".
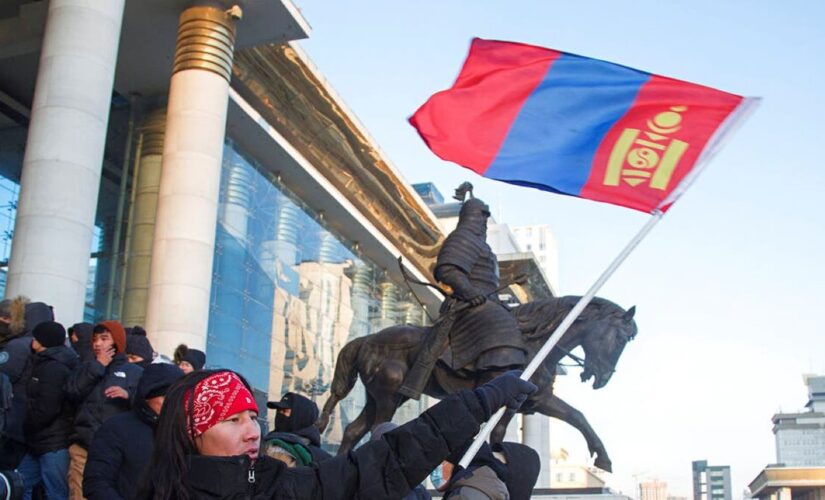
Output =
[
  {"x1": 121, "y1": 109, "x2": 165, "y2": 326},
  {"x1": 523, "y1": 414, "x2": 551, "y2": 487},
  {"x1": 5, "y1": 0, "x2": 125, "y2": 324},
  {"x1": 145, "y1": 5, "x2": 240, "y2": 356}
]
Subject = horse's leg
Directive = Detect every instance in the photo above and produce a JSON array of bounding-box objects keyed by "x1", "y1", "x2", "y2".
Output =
[
  {"x1": 338, "y1": 395, "x2": 376, "y2": 455},
  {"x1": 532, "y1": 391, "x2": 612, "y2": 472},
  {"x1": 490, "y1": 408, "x2": 518, "y2": 446},
  {"x1": 372, "y1": 394, "x2": 402, "y2": 433},
  {"x1": 370, "y1": 360, "x2": 407, "y2": 429},
  {"x1": 317, "y1": 393, "x2": 339, "y2": 433}
]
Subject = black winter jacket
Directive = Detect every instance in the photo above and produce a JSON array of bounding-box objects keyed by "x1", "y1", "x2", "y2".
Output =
[
  {"x1": 84, "y1": 401, "x2": 157, "y2": 500},
  {"x1": 145, "y1": 390, "x2": 486, "y2": 499},
  {"x1": 24, "y1": 345, "x2": 79, "y2": 455},
  {"x1": 65, "y1": 353, "x2": 143, "y2": 448},
  {"x1": 0, "y1": 302, "x2": 54, "y2": 443}
]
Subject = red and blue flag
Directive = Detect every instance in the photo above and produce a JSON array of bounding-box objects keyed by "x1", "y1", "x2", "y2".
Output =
[{"x1": 410, "y1": 38, "x2": 749, "y2": 213}]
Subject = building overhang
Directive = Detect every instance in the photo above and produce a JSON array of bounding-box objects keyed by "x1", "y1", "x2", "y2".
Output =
[
  {"x1": 0, "y1": 0, "x2": 311, "y2": 104},
  {"x1": 117, "y1": 0, "x2": 311, "y2": 96},
  {"x1": 749, "y1": 467, "x2": 825, "y2": 498},
  {"x1": 231, "y1": 42, "x2": 445, "y2": 283},
  {"x1": 226, "y1": 88, "x2": 443, "y2": 312}
]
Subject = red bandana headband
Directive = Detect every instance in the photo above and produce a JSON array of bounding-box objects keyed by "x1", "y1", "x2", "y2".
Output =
[{"x1": 186, "y1": 371, "x2": 258, "y2": 437}]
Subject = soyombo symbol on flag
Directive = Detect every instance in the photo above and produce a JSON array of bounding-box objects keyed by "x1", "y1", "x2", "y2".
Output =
[{"x1": 409, "y1": 38, "x2": 748, "y2": 213}]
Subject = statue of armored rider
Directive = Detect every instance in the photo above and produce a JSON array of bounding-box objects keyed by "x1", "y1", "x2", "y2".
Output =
[{"x1": 398, "y1": 183, "x2": 527, "y2": 400}]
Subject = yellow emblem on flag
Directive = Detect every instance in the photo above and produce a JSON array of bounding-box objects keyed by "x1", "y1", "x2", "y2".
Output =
[{"x1": 604, "y1": 106, "x2": 689, "y2": 190}]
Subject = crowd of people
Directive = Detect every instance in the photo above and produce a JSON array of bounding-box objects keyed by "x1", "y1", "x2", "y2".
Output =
[{"x1": 0, "y1": 294, "x2": 541, "y2": 499}]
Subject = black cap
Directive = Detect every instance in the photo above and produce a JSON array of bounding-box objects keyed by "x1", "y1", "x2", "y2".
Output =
[{"x1": 267, "y1": 392, "x2": 294, "y2": 410}]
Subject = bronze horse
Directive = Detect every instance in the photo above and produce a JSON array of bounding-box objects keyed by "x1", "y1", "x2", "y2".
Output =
[{"x1": 316, "y1": 296, "x2": 637, "y2": 472}]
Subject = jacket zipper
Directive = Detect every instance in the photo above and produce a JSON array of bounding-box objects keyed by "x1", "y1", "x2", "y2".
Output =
[{"x1": 247, "y1": 464, "x2": 256, "y2": 498}]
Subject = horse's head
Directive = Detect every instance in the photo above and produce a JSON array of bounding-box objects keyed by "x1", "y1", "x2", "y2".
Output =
[{"x1": 577, "y1": 303, "x2": 637, "y2": 389}]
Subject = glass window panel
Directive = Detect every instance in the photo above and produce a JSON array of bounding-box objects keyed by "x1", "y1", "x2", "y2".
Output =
[{"x1": 207, "y1": 139, "x2": 428, "y2": 450}]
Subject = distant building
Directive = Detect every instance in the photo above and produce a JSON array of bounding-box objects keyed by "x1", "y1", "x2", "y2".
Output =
[
  {"x1": 412, "y1": 182, "x2": 445, "y2": 206},
  {"x1": 693, "y1": 460, "x2": 732, "y2": 500},
  {"x1": 773, "y1": 375, "x2": 825, "y2": 467},
  {"x1": 550, "y1": 449, "x2": 607, "y2": 489},
  {"x1": 748, "y1": 375, "x2": 825, "y2": 500},
  {"x1": 511, "y1": 224, "x2": 560, "y2": 294},
  {"x1": 748, "y1": 466, "x2": 825, "y2": 500},
  {"x1": 639, "y1": 480, "x2": 668, "y2": 500}
]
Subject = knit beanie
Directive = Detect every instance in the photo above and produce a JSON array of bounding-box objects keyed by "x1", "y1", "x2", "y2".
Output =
[
  {"x1": 33, "y1": 321, "x2": 66, "y2": 348},
  {"x1": 137, "y1": 363, "x2": 185, "y2": 401},
  {"x1": 181, "y1": 348, "x2": 206, "y2": 371},
  {"x1": 127, "y1": 331, "x2": 154, "y2": 362},
  {"x1": 96, "y1": 320, "x2": 127, "y2": 353}
]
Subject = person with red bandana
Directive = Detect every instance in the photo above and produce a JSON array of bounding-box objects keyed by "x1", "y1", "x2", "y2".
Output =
[{"x1": 136, "y1": 369, "x2": 536, "y2": 499}]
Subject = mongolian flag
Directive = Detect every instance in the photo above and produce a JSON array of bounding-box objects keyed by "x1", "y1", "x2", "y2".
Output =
[{"x1": 410, "y1": 38, "x2": 752, "y2": 213}]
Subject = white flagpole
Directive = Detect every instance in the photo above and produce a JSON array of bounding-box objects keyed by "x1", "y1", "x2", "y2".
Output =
[
  {"x1": 458, "y1": 209, "x2": 663, "y2": 469},
  {"x1": 457, "y1": 96, "x2": 759, "y2": 469}
]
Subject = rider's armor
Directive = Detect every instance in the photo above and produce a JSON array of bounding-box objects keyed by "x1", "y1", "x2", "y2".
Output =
[
  {"x1": 398, "y1": 192, "x2": 526, "y2": 400},
  {"x1": 434, "y1": 198, "x2": 526, "y2": 371}
]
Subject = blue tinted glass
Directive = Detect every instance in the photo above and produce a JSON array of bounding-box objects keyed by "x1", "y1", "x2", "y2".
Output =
[{"x1": 208, "y1": 140, "x2": 427, "y2": 449}]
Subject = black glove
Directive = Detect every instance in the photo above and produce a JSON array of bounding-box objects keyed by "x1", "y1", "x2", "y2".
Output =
[
  {"x1": 474, "y1": 371, "x2": 537, "y2": 420},
  {"x1": 437, "y1": 266, "x2": 487, "y2": 306}
]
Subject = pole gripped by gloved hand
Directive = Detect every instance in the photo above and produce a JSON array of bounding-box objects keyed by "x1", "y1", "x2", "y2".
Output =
[{"x1": 473, "y1": 370, "x2": 537, "y2": 421}]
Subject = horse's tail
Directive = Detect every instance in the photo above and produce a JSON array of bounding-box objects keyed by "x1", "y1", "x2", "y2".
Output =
[{"x1": 317, "y1": 335, "x2": 367, "y2": 432}]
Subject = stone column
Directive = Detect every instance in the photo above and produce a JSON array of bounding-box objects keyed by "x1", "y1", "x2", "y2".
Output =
[
  {"x1": 522, "y1": 414, "x2": 551, "y2": 487},
  {"x1": 145, "y1": 5, "x2": 240, "y2": 355},
  {"x1": 121, "y1": 109, "x2": 165, "y2": 326},
  {"x1": 5, "y1": 0, "x2": 125, "y2": 324}
]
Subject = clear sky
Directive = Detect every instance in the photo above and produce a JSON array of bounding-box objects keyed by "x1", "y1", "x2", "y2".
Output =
[{"x1": 292, "y1": 1, "x2": 825, "y2": 496}]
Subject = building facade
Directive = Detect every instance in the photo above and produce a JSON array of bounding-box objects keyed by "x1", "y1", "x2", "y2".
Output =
[
  {"x1": 639, "y1": 479, "x2": 669, "y2": 500},
  {"x1": 0, "y1": 0, "x2": 444, "y2": 446},
  {"x1": 748, "y1": 376, "x2": 825, "y2": 500},
  {"x1": 511, "y1": 224, "x2": 560, "y2": 295},
  {"x1": 693, "y1": 460, "x2": 733, "y2": 500},
  {"x1": 773, "y1": 375, "x2": 825, "y2": 467}
]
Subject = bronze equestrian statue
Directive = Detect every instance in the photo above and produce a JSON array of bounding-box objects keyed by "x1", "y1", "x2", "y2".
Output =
[
  {"x1": 316, "y1": 295, "x2": 636, "y2": 472},
  {"x1": 317, "y1": 184, "x2": 637, "y2": 472}
]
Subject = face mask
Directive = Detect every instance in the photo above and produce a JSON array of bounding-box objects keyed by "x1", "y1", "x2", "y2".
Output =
[
  {"x1": 274, "y1": 411, "x2": 292, "y2": 432},
  {"x1": 430, "y1": 463, "x2": 445, "y2": 489}
]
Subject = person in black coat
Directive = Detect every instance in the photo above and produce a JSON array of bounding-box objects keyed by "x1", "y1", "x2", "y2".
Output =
[
  {"x1": 494, "y1": 442, "x2": 541, "y2": 500},
  {"x1": 83, "y1": 363, "x2": 184, "y2": 500},
  {"x1": 0, "y1": 299, "x2": 53, "y2": 469},
  {"x1": 18, "y1": 321, "x2": 79, "y2": 499},
  {"x1": 263, "y1": 392, "x2": 332, "y2": 464},
  {"x1": 125, "y1": 327, "x2": 154, "y2": 368},
  {"x1": 65, "y1": 320, "x2": 143, "y2": 499},
  {"x1": 437, "y1": 440, "x2": 541, "y2": 500},
  {"x1": 69, "y1": 322, "x2": 95, "y2": 364},
  {"x1": 138, "y1": 369, "x2": 536, "y2": 499},
  {"x1": 440, "y1": 442, "x2": 509, "y2": 500}
]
